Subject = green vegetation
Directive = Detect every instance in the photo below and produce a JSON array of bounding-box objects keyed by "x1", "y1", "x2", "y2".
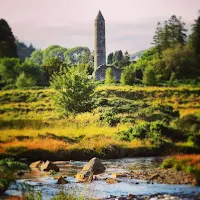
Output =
[
  {"x1": 50, "y1": 66, "x2": 95, "y2": 116},
  {"x1": 162, "y1": 155, "x2": 200, "y2": 185},
  {"x1": 0, "y1": 85, "x2": 199, "y2": 161},
  {"x1": 0, "y1": 158, "x2": 29, "y2": 193},
  {"x1": 105, "y1": 67, "x2": 116, "y2": 84},
  {"x1": 0, "y1": 19, "x2": 18, "y2": 58},
  {"x1": 107, "y1": 50, "x2": 130, "y2": 68},
  {"x1": 120, "y1": 65, "x2": 136, "y2": 85},
  {"x1": 16, "y1": 72, "x2": 36, "y2": 88}
]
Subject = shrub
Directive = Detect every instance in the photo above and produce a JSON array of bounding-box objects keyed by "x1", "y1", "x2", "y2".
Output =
[
  {"x1": 0, "y1": 158, "x2": 29, "y2": 193},
  {"x1": 16, "y1": 72, "x2": 36, "y2": 88},
  {"x1": 99, "y1": 109, "x2": 120, "y2": 126},
  {"x1": 143, "y1": 66, "x2": 157, "y2": 86},
  {"x1": 120, "y1": 65, "x2": 136, "y2": 85},
  {"x1": 50, "y1": 65, "x2": 95, "y2": 116},
  {"x1": 105, "y1": 67, "x2": 116, "y2": 84}
]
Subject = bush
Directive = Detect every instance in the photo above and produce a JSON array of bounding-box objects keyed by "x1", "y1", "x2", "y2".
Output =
[
  {"x1": 99, "y1": 109, "x2": 120, "y2": 126},
  {"x1": 16, "y1": 72, "x2": 36, "y2": 88},
  {"x1": 50, "y1": 65, "x2": 95, "y2": 116},
  {"x1": 2, "y1": 84, "x2": 16, "y2": 90},
  {"x1": 105, "y1": 67, "x2": 116, "y2": 84},
  {"x1": 143, "y1": 66, "x2": 157, "y2": 86},
  {"x1": 120, "y1": 65, "x2": 136, "y2": 85}
]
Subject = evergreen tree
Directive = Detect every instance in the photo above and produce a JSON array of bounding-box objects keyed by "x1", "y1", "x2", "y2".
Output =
[
  {"x1": 113, "y1": 50, "x2": 123, "y2": 63},
  {"x1": 16, "y1": 40, "x2": 36, "y2": 62},
  {"x1": 105, "y1": 67, "x2": 115, "y2": 84},
  {"x1": 0, "y1": 19, "x2": 18, "y2": 58},
  {"x1": 190, "y1": 11, "x2": 200, "y2": 56},
  {"x1": 107, "y1": 52, "x2": 113, "y2": 64},
  {"x1": 152, "y1": 15, "x2": 187, "y2": 53},
  {"x1": 152, "y1": 22, "x2": 163, "y2": 54}
]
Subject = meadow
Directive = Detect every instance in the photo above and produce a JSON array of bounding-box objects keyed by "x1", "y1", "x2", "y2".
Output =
[{"x1": 0, "y1": 85, "x2": 200, "y2": 161}]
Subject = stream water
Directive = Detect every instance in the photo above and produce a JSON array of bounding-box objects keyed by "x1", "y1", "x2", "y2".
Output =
[{"x1": 4, "y1": 157, "x2": 200, "y2": 199}]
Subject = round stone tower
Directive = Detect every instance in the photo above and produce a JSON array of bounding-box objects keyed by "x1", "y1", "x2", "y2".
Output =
[{"x1": 94, "y1": 10, "x2": 106, "y2": 71}]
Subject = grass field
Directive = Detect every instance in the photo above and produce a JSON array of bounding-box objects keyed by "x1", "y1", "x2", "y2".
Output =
[{"x1": 0, "y1": 85, "x2": 200, "y2": 160}]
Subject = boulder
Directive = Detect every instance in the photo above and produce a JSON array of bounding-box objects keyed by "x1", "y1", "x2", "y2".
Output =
[
  {"x1": 106, "y1": 178, "x2": 120, "y2": 184},
  {"x1": 40, "y1": 160, "x2": 59, "y2": 172},
  {"x1": 57, "y1": 176, "x2": 68, "y2": 184},
  {"x1": 111, "y1": 173, "x2": 127, "y2": 178},
  {"x1": 82, "y1": 157, "x2": 105, "y2": 175},
  {"x1": 76, "y1": 170, "x2": 93, "y2": 182},
  {"x1": 30, "y1": 160, "x2": 44, "y2": 169}
]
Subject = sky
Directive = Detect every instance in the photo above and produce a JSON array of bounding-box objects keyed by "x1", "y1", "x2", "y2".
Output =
[{"x1": 1, "y1": 0, "x2": 200, "y2": 54}]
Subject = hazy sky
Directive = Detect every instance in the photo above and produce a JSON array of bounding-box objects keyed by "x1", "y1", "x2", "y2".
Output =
[{"x1": 1, "y1": 0, "x2": 200, "y2": 54}]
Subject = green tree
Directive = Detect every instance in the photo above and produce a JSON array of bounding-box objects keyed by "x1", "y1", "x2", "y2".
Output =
[
  {"x1": 64, "y1": 46, "x2": 91, "y2": 66},
  {"x1": 113, "y1": 50, "x2": 123, "y2": 65},
  {"x1": 0, "y1": 58, "x2": 20, "y2": 85},
  {"x1": 105, "y1": 67, "x2": 116, "y2": 84},
  {"x1": 190, "y1": 11, "x2": 200, "y2": 56},
  {"x1": 143, "y1": 66, "x2": 157, "y2": 86},
  {"x1": 16, "y1": 72, "x2": 36, "y2": 88},
  {"x1": 29, "y1": 50, "x2": 43, "y2": 66},
  {"x1": 50, "y1": 66, "x2": 95, "y2": 116},
  {"x1": 152, "y1": 22, "x2": 163, "y2": 54},
  {"x1": 120, "y1": 65, "x2": 136, "y2": 85},
  {"x1": 19, "y1": 59, "x2": 44, "y2": 85},
  {"x1": 152, "y1": 15, "x2": 187, "y2": 53},
  {"x1": 16, "y1": 40, "x2": 35, "y2": 62},
  {"x1": 0, "y1": 19, "x2": 18, "y2": 58},
  {"x1": 43, "y1": 45, "x2": 67, "y2": 62},
  {"x1": 107, "y1": 52, "x2": 113, "y2": 64},
  {"x1": 42, "y1": 57, "x2": 65, "y2": 85}
]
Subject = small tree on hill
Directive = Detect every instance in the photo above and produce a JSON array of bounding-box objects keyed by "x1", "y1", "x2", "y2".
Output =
[
  {"x1": 143, "y1": 66, "x2": 157, "y2": 86},
  {"x1": 105, "y1": 67, "x2": 116, "y2": 84},
  {"x1": 50, "y1": 65, "x2": 95, "y2": 117}
]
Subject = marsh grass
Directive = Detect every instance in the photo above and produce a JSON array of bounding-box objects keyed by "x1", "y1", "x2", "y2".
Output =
[{"x1": 0, "y1": 85, "x2": 199, "y2": 158}]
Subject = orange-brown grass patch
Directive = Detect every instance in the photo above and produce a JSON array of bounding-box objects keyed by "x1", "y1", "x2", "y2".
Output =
[{"x1": 1, "y1": 138, "x2": 68, "y2": 153}]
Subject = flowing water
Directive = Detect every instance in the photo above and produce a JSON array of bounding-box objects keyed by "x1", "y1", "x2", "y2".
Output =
[{"x1": 4, "y1": 157, "x2": 200, "y2": 199}]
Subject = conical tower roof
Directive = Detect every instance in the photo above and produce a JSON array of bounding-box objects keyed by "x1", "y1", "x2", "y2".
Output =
[{"x1": 95, "y1": 10, "x2": 105, "y2": 21}]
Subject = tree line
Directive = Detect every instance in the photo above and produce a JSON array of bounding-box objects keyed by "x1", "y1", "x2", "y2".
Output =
[
  {"x1": 1, "y1": 10, "x2": 200, "y2": 91},
  {"x1": 114, "y1": 12, "x2": 200, "y2": 86}
]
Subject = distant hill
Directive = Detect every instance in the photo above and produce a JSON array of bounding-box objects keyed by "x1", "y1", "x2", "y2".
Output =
[{"x1": 129, "y1": 49, "x2": 146, "y2": 61}]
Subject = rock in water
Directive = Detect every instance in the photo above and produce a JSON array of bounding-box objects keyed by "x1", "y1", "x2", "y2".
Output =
[
  {"x1": 57, "y1": 176, "x2": 68, "y2": 184},
  {"x1": 76, "y1": 170, "x2": 93, "y2": 182},
  {"x1": 76, "y1": 157, "x2": 105, "y2": 182},
  {"x1": 30, "y1": 160, "x2": 44, "y2": 169},
  {"x1": 106, "y1": 178, "x2": 120, "y2": 184},
  {"x1": 40, "y1": 160, "x2": 59, "y2": 172},
  {"x1": 82, "y1": 157, "x2": 106, "y2": 175}
]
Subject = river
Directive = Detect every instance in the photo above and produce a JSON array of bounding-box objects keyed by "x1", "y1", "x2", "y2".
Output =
[{"x1": 4, "y1": 157, "x2": 200, "y2": 199}]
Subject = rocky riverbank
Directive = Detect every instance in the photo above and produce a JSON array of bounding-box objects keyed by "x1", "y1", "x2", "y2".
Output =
[
  {"x1": 128, "y1": 168, "x2": 196, "y2": 185},
  {"x1": 102, "y1": 193, "x2": 200, "y2": 200}
]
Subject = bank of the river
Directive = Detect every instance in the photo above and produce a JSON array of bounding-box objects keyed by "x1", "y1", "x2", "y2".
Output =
[{"x1": 1, "y1": 143, "x2": 200, "y2": 162}]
